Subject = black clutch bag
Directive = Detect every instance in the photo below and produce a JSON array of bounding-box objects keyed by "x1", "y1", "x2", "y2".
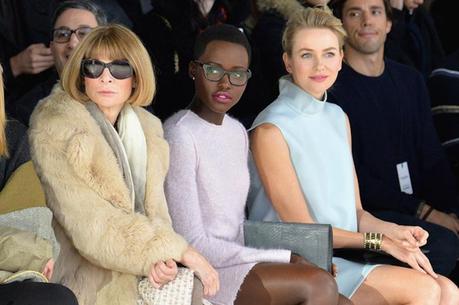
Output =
[{"x1": 243, "y1": 220, "x2": 333, "y2": 272}]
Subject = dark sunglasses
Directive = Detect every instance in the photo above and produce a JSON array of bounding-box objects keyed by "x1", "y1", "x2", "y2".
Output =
[
  {"x1": 193, "y1": 61, "x2": 251, "y2": 86},
  {"x1": 81, "y1": 59, "x2": 134, "y2": 80},
  {"x1": 52, "y1": 26, "x2": 93, "y2": 43}
]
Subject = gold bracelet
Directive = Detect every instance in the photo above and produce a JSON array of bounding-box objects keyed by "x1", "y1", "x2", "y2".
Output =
[{"x1": 363, "y1": 232, "x2": 383, "y2": 251}]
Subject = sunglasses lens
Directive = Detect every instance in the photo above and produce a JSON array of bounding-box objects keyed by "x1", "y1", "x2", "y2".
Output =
[
  {"x1": 82, "y1": 60, "x2": 104, "y2": 78},
  {"x1": 82, "y1": 60, "x2": 133, "y2": 80},
  {"x1": 109, "y1": 61, "x2": 133, "y2": 79}
]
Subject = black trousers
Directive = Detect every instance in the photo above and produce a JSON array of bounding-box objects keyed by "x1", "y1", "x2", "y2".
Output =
[{"x1": 0, "y1": 282, "x2": 78, "y2": 305}]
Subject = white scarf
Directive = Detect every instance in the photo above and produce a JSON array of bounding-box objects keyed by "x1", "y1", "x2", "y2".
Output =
[
  {"x1": 85, "y1": 102, "x2": 147, "y2": 214},
  {"x1": 117, "y1": 105, "x2": 147, "y2": 214}
]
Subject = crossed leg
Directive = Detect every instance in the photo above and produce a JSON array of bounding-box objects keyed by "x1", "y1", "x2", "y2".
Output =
[{"x1": 351, "y1": 265, "x2": 459, "y2": 305}]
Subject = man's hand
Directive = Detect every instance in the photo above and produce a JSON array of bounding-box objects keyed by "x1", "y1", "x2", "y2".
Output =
[
  {"x1": 10, "y1": 43, "x2": 54, "y2": 77},
  {"x1": 427, "y1": 209, "x2": 459, "y2": 236}
]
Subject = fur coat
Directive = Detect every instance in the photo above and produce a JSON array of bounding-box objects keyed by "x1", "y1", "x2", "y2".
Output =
[{"x1": 29, "y1": 85, "x2": 188, "y2": 305}]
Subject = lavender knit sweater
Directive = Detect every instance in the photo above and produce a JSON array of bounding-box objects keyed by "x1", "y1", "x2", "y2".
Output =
[{"x1": 164, "y1": 110, "x2": 291, "y2": 305}]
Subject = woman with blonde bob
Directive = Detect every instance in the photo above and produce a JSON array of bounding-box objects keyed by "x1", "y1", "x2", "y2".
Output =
[
  {"x1": 248, "y1": 6, "x2": 458, "y2": 305},
  {"x1": 29, "y1": 24, "x2": 219, "y2": 305}
]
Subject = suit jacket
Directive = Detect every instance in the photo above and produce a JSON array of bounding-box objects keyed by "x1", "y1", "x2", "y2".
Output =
[{"x1": 29, "y1": 85, "x2": 188, "y2": 305}]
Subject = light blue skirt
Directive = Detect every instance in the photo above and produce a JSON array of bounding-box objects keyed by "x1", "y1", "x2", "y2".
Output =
[{"x1": 333, "y1": 257, "x2": 380, "y2": 297}]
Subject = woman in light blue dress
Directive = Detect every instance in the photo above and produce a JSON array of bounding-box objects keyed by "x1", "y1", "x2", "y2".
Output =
[{"x1": 247, "y1": 6, "x2": 458, "y2": 305}]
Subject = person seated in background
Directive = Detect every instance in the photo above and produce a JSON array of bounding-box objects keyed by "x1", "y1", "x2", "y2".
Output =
[
  {"x1": 0, "y1": 0, "x2": 58, "y2": 117},
  {"x1": 28, "y1": 24, "x2": 218, "y2": 305},
  {"x1": 164, "y1": 23, "x2": 351, "y2": 305},
  {"x1": 328, "y1": 0, "x2": 459, "y2": 277},
  {"x1": 10, "y1": 0, "x2": 106, "y2": 126},
  {"x1": 252, "y1": 0, "x2": 331, "y2": 90},
  {"x1": 428, "y1": 48, "x2": 459, "y2": 185},
  {"x1": 0, "y1": 0, "x2": 130, "y2": 116},
  {"x1": 384, "y1": 0, "x2": 445, "y2": 79},
  {"x1": 0, "y1": 64, "x2": 78, "y2": 305},
  {"x1": 247, "y1": 5, "x2": 459, "y2": 304},
  {"x1": 233, "y1": 0, "x2": 331, "y2": 127}
]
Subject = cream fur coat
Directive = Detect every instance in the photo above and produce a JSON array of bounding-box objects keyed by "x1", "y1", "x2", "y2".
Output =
[{"x1": 29, "y1": 86, "x2": 188, "y2": 305}]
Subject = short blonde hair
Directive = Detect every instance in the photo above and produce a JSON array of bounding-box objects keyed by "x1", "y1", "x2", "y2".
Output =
[
  {"x1": 282, "y1": 6, "x2": 347, "y2": 55},
  {"x1": 0, "y1": 65, "x2": 8, "y2": 157},
  {"x1": 61, "y1": 24, "x2": 155, "y2": 107}
]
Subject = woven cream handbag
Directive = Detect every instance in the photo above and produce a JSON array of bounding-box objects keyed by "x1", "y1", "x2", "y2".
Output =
[{"x1": 137, "y1": 267, "x2": 195, "y2": 305}]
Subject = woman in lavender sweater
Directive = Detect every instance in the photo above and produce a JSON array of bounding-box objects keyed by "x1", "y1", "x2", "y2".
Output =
[{"x1": 164, "y1": 24, "x2": 351, "y2": 305}]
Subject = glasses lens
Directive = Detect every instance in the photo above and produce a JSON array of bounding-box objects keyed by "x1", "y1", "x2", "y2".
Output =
[
  {"x1": 53, "y1": 27, "x2": 93, "y2": 43},
  {"x1": 203, "y1": 64, "x2": 224, "y2": 81},
  {"x1": 75, "y1": 27, "x2": 92, "y2": 41},
  {"x1": 82, "y1": 60, "x2": 104, "y2": 78},
  {"x1": 53, "y1": 28, "x2": 71, "y2": 43},
  {"x1": 229, "y1": 71, "x2": 249, "y2": 86},
  {"x1": 109, "y1": 61, "x2": 133, "y2": 79},
  {"x1": 200, "y1": 62, "x2": 250, "y2": 86}
]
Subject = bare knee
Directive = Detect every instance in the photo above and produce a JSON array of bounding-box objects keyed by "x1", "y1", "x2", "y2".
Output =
[
  {"x1": 437, "y1": 276, "x2": 459, "y2": 305},
  {"x1": 299, "y1": 267, "x2": 338, "y2": 304},
  {"x1": 412, "y1": 275, "x2": 441, "y2": 305}
]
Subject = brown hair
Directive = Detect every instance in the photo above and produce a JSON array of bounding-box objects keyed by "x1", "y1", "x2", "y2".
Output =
[
  {"x1": 61, "y1": 24, "x2": 155, "y2": 107},
  {"x1": 282, "y1": 6, "x2": 347, "y2": 55},
  {"x1": 330, "y1": 0, "x2": 393, "y2": 21}
]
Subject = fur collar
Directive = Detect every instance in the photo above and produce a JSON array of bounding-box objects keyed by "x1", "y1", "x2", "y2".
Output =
[{"x1": 256, "y1": 0, "x2": 304, "y2": 19}]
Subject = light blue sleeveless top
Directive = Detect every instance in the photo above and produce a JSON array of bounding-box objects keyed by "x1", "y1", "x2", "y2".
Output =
[{"x1": 247, "y1": 76, "x2": 378, "y2": 297}]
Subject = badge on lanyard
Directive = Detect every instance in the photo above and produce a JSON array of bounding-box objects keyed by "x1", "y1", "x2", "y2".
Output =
[{"x1": 396, "y1": 162, "x2": 413, "y2": 194}]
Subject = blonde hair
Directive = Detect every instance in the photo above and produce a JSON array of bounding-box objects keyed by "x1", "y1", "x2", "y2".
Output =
[
  {"x1": 61, "y1": 24, "x2": 155, "y2": 107},
  {"x1": 282, "y1": 6, "x2": 347, "y2": 55},
  {"x1": 0, "y1": 65, "x2": 8, "y2": 157}
]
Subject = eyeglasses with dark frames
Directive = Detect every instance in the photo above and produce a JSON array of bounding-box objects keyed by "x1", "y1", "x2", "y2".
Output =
[
  {"x1": 193, "y1": 61, "x2": 251, "y2": 86},
  {"x1": 52, "y1": 26, "x2": 93, "y2": 43},
  {"x1": 81, "y1": 59, "x2": 134, "y2": 80}
]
